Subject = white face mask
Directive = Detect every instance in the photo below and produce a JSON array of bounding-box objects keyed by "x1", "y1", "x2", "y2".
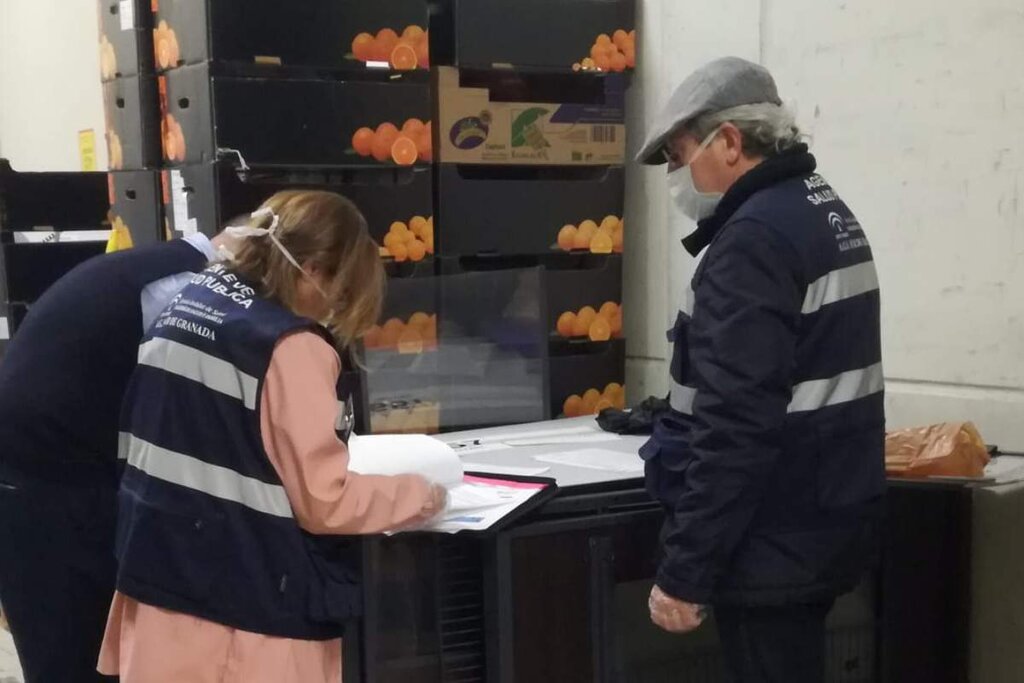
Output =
[{"x1": 666, "y1": 126, "x2": 725, "y2": 222}]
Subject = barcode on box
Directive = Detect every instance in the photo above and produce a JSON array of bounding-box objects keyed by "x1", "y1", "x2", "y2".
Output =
[{"x1": 592, "y1": 125, "x2": 617, "y2": 144}]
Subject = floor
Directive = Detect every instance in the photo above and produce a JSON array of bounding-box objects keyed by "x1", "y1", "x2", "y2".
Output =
[{"x1": 0, "y1": 626, "x2": 23, "y2": 683}]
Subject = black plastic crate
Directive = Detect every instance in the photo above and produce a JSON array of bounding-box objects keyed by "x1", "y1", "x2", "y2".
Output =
[
  {"x1": 435, "y1": 165, "x2": 625, "y2": 257},
  {"x1": 161, "y1": 62, "x2": 432, "y2": 167},
  {"x1": 549, "y1": 338, "x2": 625, "y2": 419},
  {"x1": 0, "y1": 161, "x2": 109, "y2": 232},
  {"x1": 545, "y1": 255, "x2": 622, "y2": 342},
  {"x1": 152, "y1": 0, "x2": 430, "y2": 72},
  {"x1": 97, "y1": 0, "x2": 155, "y2": 81},
  {"x1": 1, "y1": 241, "x2": 106, "y2": 304},
  {"x1": 435, "y1": 0, "x2": 636, "y2": 72},
  {"x1": 102, "y1": 75, "x2": 162, "y2": 169},
  {"x1": 109, "y1": 170, "x2": 163, "y2": 246},
  {"x1": 161, "y1": 163, "x2": 434, "y2": 276}
]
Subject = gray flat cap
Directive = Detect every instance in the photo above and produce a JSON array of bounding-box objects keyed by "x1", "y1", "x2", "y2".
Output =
[{"x1": 636, "y1": 57, "x2": 782, "y2": 165}]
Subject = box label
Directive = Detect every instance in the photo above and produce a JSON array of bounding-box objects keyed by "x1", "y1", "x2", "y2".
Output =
[
  {"x1": 78, "y1": 129, "x2": 97, "y2": 171},
  {"x1": 170, "y1": 170, "x2": 195, "y2": 235},
  {"x1": 119, "y1": 0, "x2": 135, "y2": 30}
]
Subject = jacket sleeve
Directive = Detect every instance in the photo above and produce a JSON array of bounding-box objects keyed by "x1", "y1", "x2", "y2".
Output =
[{"x1": 656, "y1": 219, "x2": 803, "y2": 603}]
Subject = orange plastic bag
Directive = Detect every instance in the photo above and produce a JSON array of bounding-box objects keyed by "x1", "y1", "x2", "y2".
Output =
[{"x1": 885, "y1": 421, "x2": 990, "y2": 479}]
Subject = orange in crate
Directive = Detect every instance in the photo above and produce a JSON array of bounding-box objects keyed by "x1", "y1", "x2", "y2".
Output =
[
  {"x1": 581, "y1": 388, "x2": 602, "y2": 415},
  {"x1": 590, "y1": 231, "x2": 613, "y2": 254},
  {"x1": 391, "y1": 136, "x2": 419, "y2": 165},
  {"x1": 556, "y1": 311, "x2": 577, "y2": 338},
  {"x1": 557, "y1": 225, "x2": 577, "y2": 251},
  {"x1": 390, "y1": 44, "x2": 418, "y2": 71},
  {"x1": 352, "y1": 127, "x2": 375, "y2": 156},
  {"x1": 563, "y1": 394, "x2": 583, "y2": 418},
  {"x1": 588, "y1": 317, "x2": 612, "y2": 342},
  {"x1": 351, "y1": 33, "x2": 375, "y2": 61},
  {"x1": 576, "y1": 28, "x2": 636, "y2": 72}
]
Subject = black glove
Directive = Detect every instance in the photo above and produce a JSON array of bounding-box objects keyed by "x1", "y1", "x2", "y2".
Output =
[{"x1": 595, "y1": 395, "x2": 670, "y2": 435}]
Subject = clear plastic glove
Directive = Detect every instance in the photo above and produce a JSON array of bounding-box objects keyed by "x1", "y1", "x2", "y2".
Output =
[
  {"x1": 648, "y1": 584, "x2": 705, "y2": 634},
  {"x1": 412, "y1": 482, "x2": 449, "y2": 526}
]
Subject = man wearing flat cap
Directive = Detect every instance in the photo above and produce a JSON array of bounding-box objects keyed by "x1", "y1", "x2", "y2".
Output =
[{"x1": 638, "y1": 57, "x2": 885, "y2": 682}]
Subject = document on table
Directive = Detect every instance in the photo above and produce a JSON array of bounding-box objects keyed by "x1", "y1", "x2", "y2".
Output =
[
  {"x1": 346, "y1": 434, "x2": 550, "y2": 533},
  {"x1": 534, "y1": 448, "x2": 644, "y2": 474}
]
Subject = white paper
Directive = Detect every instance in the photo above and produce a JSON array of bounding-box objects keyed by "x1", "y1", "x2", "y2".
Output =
[
  {"x1": 0, "y1": 317, "x2": 9, "y2": 341},
  {"x1": 347, "y1": 434, "x2": 463, "y2": 486},
  {"x1": 462, "y1": 463, "x2": 549, "y2": 477},
  {"x1": 426, "y1": 479, "x2": 545, "y2": 533},
  {"x1": 119, "y1": 0, "x2": 135, "y2": 30},
  {"x1": 504, "y1": 433, "x2": 620, "y2": 447},
  {"x1": 534, "y1": 448, "x2": 644, "y2": 474}
]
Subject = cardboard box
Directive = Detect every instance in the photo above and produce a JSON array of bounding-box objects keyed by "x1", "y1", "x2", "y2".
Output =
[
  {"x1": 153, "y1": 0, "x2": 430, "y2": 72},
  {"x1": 162, "y1": 63, "x2": 432, "y2": 167},
  {"x1": 549, "y1": 338, "x2": 626, "y2": 419},
  {"x1": 103, "y1": 76, "x2": 162, "y2": 169},
  {"x1": 108, "y1": 170, "x2": 163, "y2": 246},
  {"x1": 435, "y1": 164, "x2": 624, "y2": 256},
  {"x1": 161, "y1": 162, "x2": 433, "y2": 243},
  {"x1": 0, "y1": 161, "x2": 109, "y2": 231},
  {"x1": 437, "y1": 67, "x2": 626, "y2": 165},
  {"x1": 97, "y1": 0, "x2": 155, "y2": 81},
  {"x1": 437, "y1": 0, "x2": 636, "y2": 71}
]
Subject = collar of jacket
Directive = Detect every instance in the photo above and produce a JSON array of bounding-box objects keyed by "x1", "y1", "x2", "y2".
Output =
[{"x1": 681, "y1": 144, "x2": 817, "y2": 257}]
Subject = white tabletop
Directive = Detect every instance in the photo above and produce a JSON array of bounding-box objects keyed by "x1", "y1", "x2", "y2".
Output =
[{"x1": 437, "y1": 417, "x2": 647, "y2": 489}]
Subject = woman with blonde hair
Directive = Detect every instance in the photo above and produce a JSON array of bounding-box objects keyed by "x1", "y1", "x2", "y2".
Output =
[{"x1": 98, "y1": 190, "x2": 445, "y2": 682}]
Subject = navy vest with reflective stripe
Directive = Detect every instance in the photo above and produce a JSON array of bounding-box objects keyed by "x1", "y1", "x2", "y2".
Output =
[{"x1": 116, "y1": 264, "x2": 361, "y2": 639}]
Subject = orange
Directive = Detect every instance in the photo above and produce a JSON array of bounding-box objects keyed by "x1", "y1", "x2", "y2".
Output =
[
  {"x1": 613, "y1": 390, "x2": 627, "y2": 410},
  {"x1": 595, "y1": 397, "x2": 615, "y2": 413},
  {"x1": 390, "y1": 241, "x2": 409, "y2": 262},
  {"x1": 390, "y1": 220, "x2": 409, "y2": 235},
  {"x1": 415, "y1": 125, "x2": 432, "y2": 161},
  {"x1": 363, "y1": 325, "x2": 382, "y2": 349},
  {"x1": 588, "y1": 316, "x2": 612, "y2": 342},
  {"x1": 613, "y1": 29, "x2": 629, "y2": 49},
  {"x1": 391, "y1": 135, "x2": 419, "y2": 165},
  {"x1": 557, "y1": 224, "x2": 577, "y2": 251},
  {"x1": 609, "y1": 51, "x2": 627, "y2": 73},
  {"x1": 409, "y1": 311, "x2": 431, "y2": 329},
  {"x1": 402, "y1": 25, "x2": 425, "y2": 41},
  {"x1": 582, "y1": 388, "x2": 602, "y2": 414},
  {"x1": 624, "y1": 45, "x2": 636, "y2": 69},
  {"x1": 609, "y1": 308, "x2": 623, "y2": 337},
  {"x1": 376, "y1": 28, "x2": 399, "y2": 53},
  {"x1": 352, "y1": 32, "x2": 374, "y2": 61},
  {"x1": 600, "y1": 215, "x2": 619, "y2": 233},
  {"x1": 590, "y1": 44, "x2": 605, "y2": 61},
  {"x1": 352, "y1": 127, "x2": 375, "y2": 156},
  {"x1": 574, "y1": 306, "x2": 597, "y2": 336},
  {"x1": 590, "y1": 231, "x2": 613, "y2": 254},
  {"x1": 397, "y1": 325, "x2": 424, "y2": 354},
  {"x1": 573, "y1": 229, "x2": 593, "y2": 250},
  {"x1": 415, "y1": 40, "x2": 430, "y2": 69},
  {"x1": 390, "y1": 43, "x2": 418, "y2": 70},
  {"x1": 407, "y1": 239, "x2": 427, "y2": 262},
  {"x1": 556, "y1": 311, "x2": 576, "y2": 338},
  {"x1": 599, "y1": 301, "x2": 619, "y2": 320},
  {"x1": 409, "y1": 215, "x2": 428, "y2": 238},
  {"x1": 604, "y1": 382, "x2": 624, "y2": 398},
  {"x1": 578, "y1": 219, "x2": 598, "y2": 237},
  {"x1": 612, "y1": 229, "x2": 624, "y2": 253},
  {"x1": 424, "y1": 236, "x2": 435, "y2": 255},
  {"x1": 402, "y1": 118, "x2": 426, "y2": 137},
  {"x1": 372, "y1": 123, "x2": 400, "y2": 162},
  {"x1": 594, "y1": 52, "x2": 612, "y2": 72},
  {"x1": 596, "y1": 33, "x2": 612, "y2": 46},
  {"x1": 380, "y1": 318, "x2": 405, "y2": 349},
  {"x1": 563, "y1": 394, "x2": 583, "y2": 418}
]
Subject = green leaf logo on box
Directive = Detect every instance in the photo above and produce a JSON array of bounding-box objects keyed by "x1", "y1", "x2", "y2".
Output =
[{"x1": 511, "y1": 107, "x2": 551, "y2": 150}]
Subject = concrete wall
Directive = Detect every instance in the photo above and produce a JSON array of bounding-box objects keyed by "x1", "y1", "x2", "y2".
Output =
[
  {"x1": 625, "y1": 0, "x2": 1024, "y2": 453},
  {"x1": 0, "y1": 0, "x2": 107, "y2": 171}
]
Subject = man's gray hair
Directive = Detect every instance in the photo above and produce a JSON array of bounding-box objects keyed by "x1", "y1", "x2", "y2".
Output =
[{"x1": 687, "y1": 102, "x2": 803, "y2": 158}]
